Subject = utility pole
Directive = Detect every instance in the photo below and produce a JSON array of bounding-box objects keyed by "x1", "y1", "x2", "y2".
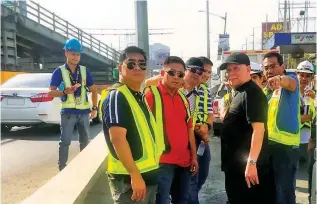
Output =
[
  {"x1": 224, "y1": 12, "x2": 227, "y2": 34},
  {"x1": 206, "y1": 0, "x2": 210, "y2": 59},
  {"x1": 135, "y1": 0, "x2": 150, "y2": 77}
]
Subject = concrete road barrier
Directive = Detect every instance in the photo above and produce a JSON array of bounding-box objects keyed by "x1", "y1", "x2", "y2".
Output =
[{"x1": 21, "y1": 132, "x2": 113, "y2": 204}]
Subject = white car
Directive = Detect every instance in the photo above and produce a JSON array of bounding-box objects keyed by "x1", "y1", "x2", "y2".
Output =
[{"x1": 1, "y1": 73, "x2": 101, "y2": 132}]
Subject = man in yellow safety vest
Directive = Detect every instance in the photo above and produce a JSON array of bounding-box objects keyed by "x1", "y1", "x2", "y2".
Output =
[
  {"x1": 100, "y1": 46, "x2": 164, "y2": 204},
  {"x1": 48, "y1": 38, "x2": 98, "y2": 171},
  {"x1": 263, "y1": 52, "x2": 300, "y2": 204}
]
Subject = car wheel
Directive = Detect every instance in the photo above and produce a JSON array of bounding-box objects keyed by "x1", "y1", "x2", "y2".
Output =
[
  {"x1": 1, "y1": 125, "x2": 12, "y2": 133},
  {"x1": 92, "y1": 101, "x2": 101, "y2": 124}
]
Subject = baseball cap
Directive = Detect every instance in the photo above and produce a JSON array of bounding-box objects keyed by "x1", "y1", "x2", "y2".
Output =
[
  {"x1": 250, "y1": 62, "x2": 262, "y2": 74},
  {"x1": 219, "y1": 53, "x2": 250, "y2": 70},
  {"x1": 296, "y1": 60, "x2": 314, "y2": 74},
  {"x1": 186, "y1": 57, "x2": 204, "y2": 70}
]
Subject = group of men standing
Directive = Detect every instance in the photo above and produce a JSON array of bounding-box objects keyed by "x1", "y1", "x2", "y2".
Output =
[
  {"x1": 220, "y1": 52, "x2": 316, "y2": 204},
  {"x1": 48, "y1": 37, "x2": 316, "y2": 204},
  {"x1": 101, "y1": 46, "x2": 214, "y2": 204}
]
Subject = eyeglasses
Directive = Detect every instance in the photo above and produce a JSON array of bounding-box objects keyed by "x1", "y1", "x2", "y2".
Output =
[
  {"x1": 165, "y1": 69, "x2": 185, "y2": 78},
  {"x1": 187, "y1": 68, "x2": 203, "y2": 75},
  {"x1": 262, "y1": 64, "x2": 279, "y2": 70},
  {"x1": 126, "y1": 61, "x2": 147, "y2": 70}
]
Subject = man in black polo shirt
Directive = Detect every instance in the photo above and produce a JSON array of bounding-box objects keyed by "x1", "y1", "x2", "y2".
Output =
[
  {"x1": 102, "y1": 46, "x2": 162, "y2": 204},
  {"x1": 219, "y1": 53, "x2": 275, "y2": 204}
]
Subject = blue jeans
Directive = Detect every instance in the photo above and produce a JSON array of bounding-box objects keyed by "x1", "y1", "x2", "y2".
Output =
[
  {"x1": 58, "y1": 113, "x2": 90, "y2": 170},
  {"x1": 156, "y1": 164, "x2": 191, "y2": 204},
  {"x1": 188, "y1": 145, "x2": 211, "y2": 204},
  {"x1": 270, "y1": 144, "x2": 299, "y2": 204}
]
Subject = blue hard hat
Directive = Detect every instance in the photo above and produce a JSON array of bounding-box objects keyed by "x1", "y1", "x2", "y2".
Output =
[{"x1": 63, "y1": 38, "x2": 83, "y2": 53}]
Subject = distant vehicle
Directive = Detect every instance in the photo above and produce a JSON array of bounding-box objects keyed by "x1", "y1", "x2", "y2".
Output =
[
  {"x1": 0, "y1": 73, "x2": 101, "y2": 132},
  {"x1": 212, "y1": 82, "x2": 232, "y2": 136}
]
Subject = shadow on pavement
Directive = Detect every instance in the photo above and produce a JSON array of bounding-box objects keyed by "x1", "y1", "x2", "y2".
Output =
[{"x1": 1, "y1": 123, "x2": 102, "y2": 143}]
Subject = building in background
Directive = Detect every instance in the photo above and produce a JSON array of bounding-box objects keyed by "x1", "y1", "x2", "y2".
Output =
[{"x1": 149, "y1": 43, "x2": 170, "y2": 70}]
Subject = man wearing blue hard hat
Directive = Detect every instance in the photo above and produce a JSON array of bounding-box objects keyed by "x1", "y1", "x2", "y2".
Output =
[{"x1": 48, "y1": 38, "x2": 98, "y2": 171}]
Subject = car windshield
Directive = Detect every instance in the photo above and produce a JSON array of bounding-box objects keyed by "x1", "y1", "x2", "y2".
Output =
[{"x1": 1, "y1": 74, "x2": 52, "y2": 88}]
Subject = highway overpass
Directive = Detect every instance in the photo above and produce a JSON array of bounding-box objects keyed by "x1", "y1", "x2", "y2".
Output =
[{"x1": 1, "y1": 1, "x2": 120, "y2": 84}]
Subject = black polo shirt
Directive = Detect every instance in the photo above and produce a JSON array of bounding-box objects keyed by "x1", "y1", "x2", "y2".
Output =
[
  {"x1": 102, "y1": 85, "x2": 158, "y2": 185},
  {"x1": 221, "y1": 80, "x2": 269, "y2": 174}
]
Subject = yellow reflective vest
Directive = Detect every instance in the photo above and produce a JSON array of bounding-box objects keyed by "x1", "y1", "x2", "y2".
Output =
[
  {"x1": 99, "y1": 84, "x2": 164, "y2": 174},
  {"x1": 265, "y1": 87, "x2": 301, "y2": 146},
  {"x1": 197, "y1": 84, "x2": 209, "y2": 123},
  {"x1": 301, "y1": 97, "x2": 316, "y2": 129},
  {"x1": 178, "y1": 87, "x2": 200, "y2": 128},
  {"x1": 59, "y1": 65, "x2": 90, "y2": 109}
]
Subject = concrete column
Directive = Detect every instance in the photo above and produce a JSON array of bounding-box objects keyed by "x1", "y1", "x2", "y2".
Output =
[{"x1": 135, "y1": 0, "x2": 150, "y2": 78}]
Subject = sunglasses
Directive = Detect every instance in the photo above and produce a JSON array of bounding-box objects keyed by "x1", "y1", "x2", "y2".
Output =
[
  {"x1": 126, "y1": 61, "x2": 147, "y2": 70},
  {"x1": 166, "y1": 69, "x2": 185, "y2": 78},
  {"x1": 187, "y1": 68, "x2": 203, "y2": 76}
]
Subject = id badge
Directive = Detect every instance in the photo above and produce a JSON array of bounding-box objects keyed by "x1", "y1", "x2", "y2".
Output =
[{"x1": 76, "y1": 97, "x2": 81, "y2": 105}]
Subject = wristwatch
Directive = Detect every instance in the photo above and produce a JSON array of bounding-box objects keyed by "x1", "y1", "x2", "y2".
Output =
[
  {"x1": 92, "y1": 106, "x2": 98, "y2": 110},
  {"x1": 247, "y1": 159, "x2": 257, "y2": 165}
]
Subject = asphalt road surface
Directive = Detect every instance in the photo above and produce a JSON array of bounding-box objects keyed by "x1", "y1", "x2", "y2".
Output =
[{"x1": 1, "y1": 124, "x2": 102, "y2": 204}]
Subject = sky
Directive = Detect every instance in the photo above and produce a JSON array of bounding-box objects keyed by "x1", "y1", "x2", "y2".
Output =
[{"x1": 32, "y1": 0, "x2": 316, "y2": 63}]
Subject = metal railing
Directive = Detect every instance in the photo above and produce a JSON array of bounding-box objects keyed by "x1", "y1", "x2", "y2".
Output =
[{"x1": 2, "y1": 1, "x2": 120, "y2": 63}]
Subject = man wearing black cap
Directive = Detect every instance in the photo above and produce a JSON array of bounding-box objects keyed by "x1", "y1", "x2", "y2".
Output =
[{"x1": 220, "y1": 53, "x2": 275, "y2": 204}]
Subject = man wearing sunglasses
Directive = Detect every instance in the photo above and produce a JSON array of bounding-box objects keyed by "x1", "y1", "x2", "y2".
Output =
[
  {"x1": 144, "y1": 56, "x2": 198, "y2": 204},
  {"x1": 188, "y1": 57, "x2": 214, "y2": 204},
  {"x1": 101, "y1": 46, "x2": 165, "y2": 204}
]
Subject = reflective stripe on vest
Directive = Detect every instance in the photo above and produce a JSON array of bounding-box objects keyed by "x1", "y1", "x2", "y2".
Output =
[
  {"x1": 178, "y1": 87, "x2": 200, "y2": 128},
  {"x1": 60, "y1": 65, "x2": 90, "y2": 109},
  {"x1": 301, "y1": 98, "x2": 316, "y2": 129},
  {"x1": 102, "y1": 85, "x2": 163, "y2": 174},
  {"x1": 267, "y1": 88, "x2": 301, "y2": 146},
  {"x1": 197, "y1": 84, "x2": 208, "y2": 122}
]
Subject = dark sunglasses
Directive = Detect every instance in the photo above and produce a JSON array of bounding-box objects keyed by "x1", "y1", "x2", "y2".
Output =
[
  {"x1": 187, "y1": 68, "x2": 203, "y2": 75},
  {"x1": 166, "y1": 70, "x2": 185, "y2": 78},
  {"x1": 126, "y1": 61, "x2": 147, "y2": 70}
]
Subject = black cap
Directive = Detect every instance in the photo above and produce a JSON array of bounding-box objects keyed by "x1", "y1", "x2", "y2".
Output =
[
  {"x1": 185, "y1": 57, "x2": 204, "y2": 70},
  {"x1": 219, "y1": 53, "x2": 250, "y2": 70}
]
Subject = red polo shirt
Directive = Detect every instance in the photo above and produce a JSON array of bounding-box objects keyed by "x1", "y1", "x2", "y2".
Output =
[{"x1": 145, "y1": 81, "x2": 192, "y2": 167}]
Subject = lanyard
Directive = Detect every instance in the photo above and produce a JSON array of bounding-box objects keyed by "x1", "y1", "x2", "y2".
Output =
[{"x1": 68, "y1": 69, "x2": 80, "y2": 85}]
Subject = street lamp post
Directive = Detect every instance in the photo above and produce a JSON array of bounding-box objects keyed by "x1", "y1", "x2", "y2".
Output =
[{"x1": 206, "y1": 0, "x2": 210, "y2": 59}]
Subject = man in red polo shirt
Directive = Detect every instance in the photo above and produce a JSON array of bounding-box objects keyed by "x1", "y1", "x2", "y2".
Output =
[{"x1": 145, "y1": 56, "x2": 198, "y2": 204}]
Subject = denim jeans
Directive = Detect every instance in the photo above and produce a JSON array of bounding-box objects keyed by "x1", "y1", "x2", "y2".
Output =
[
  {"x1": 108, "y1": 176, "x2": 157, "y2": 204},
  {"x1": 156, "y1": 164, "x2": 191, "y2": 204},
  {"x1": 58, "y1": 113, "x2": 90, "y2": 170},
  {"x1": 188, "y1": 145, "x2": 211, "y2": 204},
  {"x1": 270, "y1": 144, "x2": 299, "y2": 204}
]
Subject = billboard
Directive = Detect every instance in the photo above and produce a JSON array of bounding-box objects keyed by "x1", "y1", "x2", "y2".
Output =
[
  {"x1": 291, "y1": 33, "x2": 316, "y2": 44},
  {"x1": 217, "y1": 34, "x2": 230, "y2": 56},
  {"x1": 262, "y1": 22, "x2": 284, "y2": 49}
]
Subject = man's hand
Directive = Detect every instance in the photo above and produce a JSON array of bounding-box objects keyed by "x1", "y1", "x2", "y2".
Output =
[
  {"x1": 190, "y1": 159, "x2": 199, "y2": 176},
  {"x1": 195, "y1": 124, "x2": 208, "y2": 136},
  {"x1": 305, "y1": 89, "x2": 316, "y2": 99},
  {"x1": 63, "y1": 87, "x2": 75, "y2": 95},
  {"x1": 245, "y1": 163, "x2": 259, "y2": 188},
  {"x1": 130, "y1": 173, "x2": 146, "y2": 202},
  {"x1": 268, "y1": 75, "x2": 281, "y2": 90},
  {"x1": 90, "y1": 109, "x2": 97, "y2": 119}
]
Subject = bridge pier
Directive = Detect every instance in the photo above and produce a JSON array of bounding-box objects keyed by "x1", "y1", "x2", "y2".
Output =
[{"x1": 1, "y1": 20, "x2": 18, "y2": 70}]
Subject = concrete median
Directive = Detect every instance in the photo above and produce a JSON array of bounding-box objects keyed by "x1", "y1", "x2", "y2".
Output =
[{"x1": 21, "y1": 132, "x2": 114, "y2": 204}]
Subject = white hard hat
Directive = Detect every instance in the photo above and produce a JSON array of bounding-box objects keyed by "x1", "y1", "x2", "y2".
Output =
[
  {"x1": 250, "y1": 62, "x2": 262, "y2": 74},
  {"x1": 296, "y1": 61, "x2": 314, "y2": 74}
]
